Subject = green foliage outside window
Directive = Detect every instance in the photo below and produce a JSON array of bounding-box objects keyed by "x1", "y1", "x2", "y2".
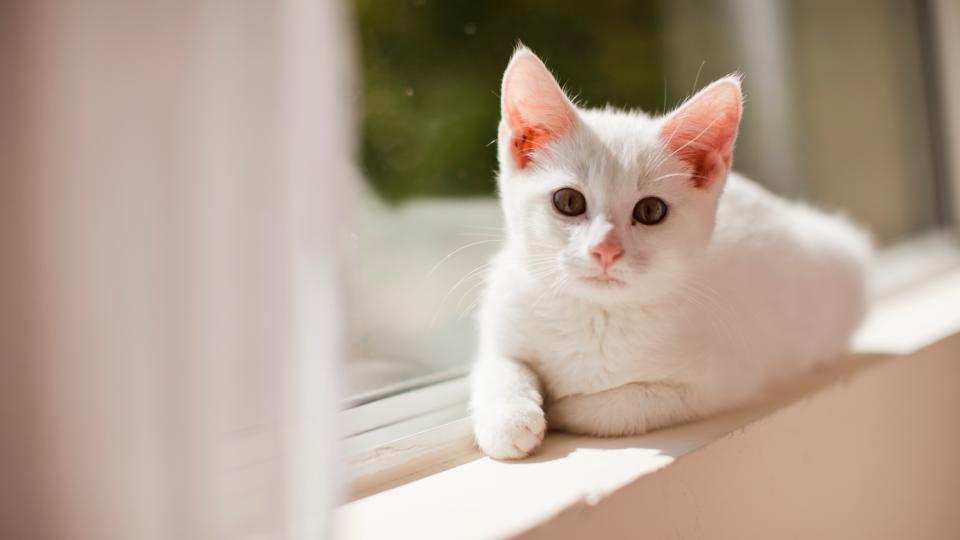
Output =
[{"x1": 354, "y1": 0, "x2": 667, "y2": 202}]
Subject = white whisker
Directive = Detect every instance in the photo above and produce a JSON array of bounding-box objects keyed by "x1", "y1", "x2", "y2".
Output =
[
  {"x1": 425, "y1": 239, "x2": 501, "y2": 278},
  {"x1": 454, "y1": 277, "x2": 488, "y2": 314},
  {"x1": 428, "y1": 262, "x2": 490, "y2": 328}
]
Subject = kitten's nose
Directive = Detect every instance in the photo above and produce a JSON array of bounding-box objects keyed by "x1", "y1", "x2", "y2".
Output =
[{"x1": 591, "y1": 236, "x2": 624, "y2": 270}]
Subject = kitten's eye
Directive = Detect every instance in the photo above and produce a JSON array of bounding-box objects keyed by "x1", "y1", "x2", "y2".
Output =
[
  {"x1": 633, "y1": 197, "x2": 668, "y2": 225},
  {"x1": 553, "y1": 188, "x2": 587, "y2": 217}
]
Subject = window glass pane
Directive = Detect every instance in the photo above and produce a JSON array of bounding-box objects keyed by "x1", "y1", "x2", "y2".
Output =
[{"x1": 346, "y1": 0, "x2": 945, "y2": 401}]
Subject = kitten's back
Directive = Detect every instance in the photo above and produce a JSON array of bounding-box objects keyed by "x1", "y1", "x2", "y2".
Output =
[{"x1": 702, "y1": 172, "x2": 871, "y2": 382}]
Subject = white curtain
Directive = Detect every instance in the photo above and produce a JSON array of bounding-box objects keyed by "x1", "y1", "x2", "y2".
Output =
[{"x1": 0, "y1": 1, "x2": 350, "y2": 538}]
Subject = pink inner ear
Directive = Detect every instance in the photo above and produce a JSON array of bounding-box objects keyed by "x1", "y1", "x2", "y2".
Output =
[
  {"x1": 508, "y1": 125, "x2": 553, "y2": 169},
  {"x1": 502, "y1": 50, "x2": 576, "y2": 169},
  {"x1": 660, "y1": 79, "x2": 742, "y2": 189}
]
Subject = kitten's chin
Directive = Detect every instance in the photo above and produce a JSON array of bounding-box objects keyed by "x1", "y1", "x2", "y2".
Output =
[
  {"x1": 565, "y1": 270, "x2": 679, "y2": 305},
  {"x1": 565, "y1": 275, "x2": 638, "y2": 304},
  {"x1": 579, "y1": 274, "x2": 626, "y2": 286}
]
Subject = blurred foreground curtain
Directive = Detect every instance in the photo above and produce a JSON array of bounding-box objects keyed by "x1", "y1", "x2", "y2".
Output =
[{"x1": 0, "y1": 1, "x2": 351, "y2": 538}]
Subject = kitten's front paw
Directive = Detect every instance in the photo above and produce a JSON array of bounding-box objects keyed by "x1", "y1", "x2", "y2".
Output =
[{"x1": 473, "y1": 397, "x2": 546, "y2": 460}]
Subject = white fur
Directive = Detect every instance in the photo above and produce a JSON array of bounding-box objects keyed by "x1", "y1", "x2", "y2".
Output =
[{"x1": 470, "y1": 49, "x2": 870, "y2": 459}]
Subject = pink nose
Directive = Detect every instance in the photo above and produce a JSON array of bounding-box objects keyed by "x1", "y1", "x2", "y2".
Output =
[{"x1": 592, "y1": 236, "x2": 624, "y2": 270}]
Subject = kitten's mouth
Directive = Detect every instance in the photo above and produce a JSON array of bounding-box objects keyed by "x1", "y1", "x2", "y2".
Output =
[{"x1": 581, "y1": 274, "x2": 626, "y2": 287}]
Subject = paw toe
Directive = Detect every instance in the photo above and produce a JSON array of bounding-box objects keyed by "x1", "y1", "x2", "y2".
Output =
[{"x1": 474, "y1": 399, "x2": 546, "y2": 459}]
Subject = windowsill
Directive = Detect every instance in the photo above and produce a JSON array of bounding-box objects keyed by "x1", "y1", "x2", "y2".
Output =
[{"x1": 337, "y1": 264, "x2": 960, "y2": 539}]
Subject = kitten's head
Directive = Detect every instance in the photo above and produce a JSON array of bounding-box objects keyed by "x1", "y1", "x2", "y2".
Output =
[{"x1": 496, "y1": 46, "x2": 742, "y2": 305}]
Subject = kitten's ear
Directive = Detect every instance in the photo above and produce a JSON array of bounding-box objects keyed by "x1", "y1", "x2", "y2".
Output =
[
  {"x1": 500, "y1": 46, "x2": 577, "y2": 170},
  {"x1": 660, "y1": 76, "x2": 743, "y2": 190}
]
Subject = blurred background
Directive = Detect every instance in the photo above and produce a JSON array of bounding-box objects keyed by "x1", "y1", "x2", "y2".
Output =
[
  {"x1": 346, "y1": 0, "x2": 951, "y2": 402},
  {"x1": 2, "y1": 0, "x2": 959, "y2": 538}
]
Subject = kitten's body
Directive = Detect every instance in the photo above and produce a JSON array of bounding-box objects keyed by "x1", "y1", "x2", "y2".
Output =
[
  {"x1": 471, "y1": 48, "x2": 870, "y2": 459},
  {"x1": 478, "y1": 172, "x2": 867, "y2": 434}
]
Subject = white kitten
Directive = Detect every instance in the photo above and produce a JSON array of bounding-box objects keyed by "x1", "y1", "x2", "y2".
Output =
[{"x1": 470, "y1": 47, "x2": 871, "y2": 460}]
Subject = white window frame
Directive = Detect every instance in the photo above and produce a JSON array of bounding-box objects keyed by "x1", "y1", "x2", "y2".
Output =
[{"x1": 340, "y1": 0, "x2": 960, "y2": 497}]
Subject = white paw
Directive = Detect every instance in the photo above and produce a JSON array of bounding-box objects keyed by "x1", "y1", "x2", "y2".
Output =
[{"x1": 474, "y1": 397, "x2": 546, "y2": 460}]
